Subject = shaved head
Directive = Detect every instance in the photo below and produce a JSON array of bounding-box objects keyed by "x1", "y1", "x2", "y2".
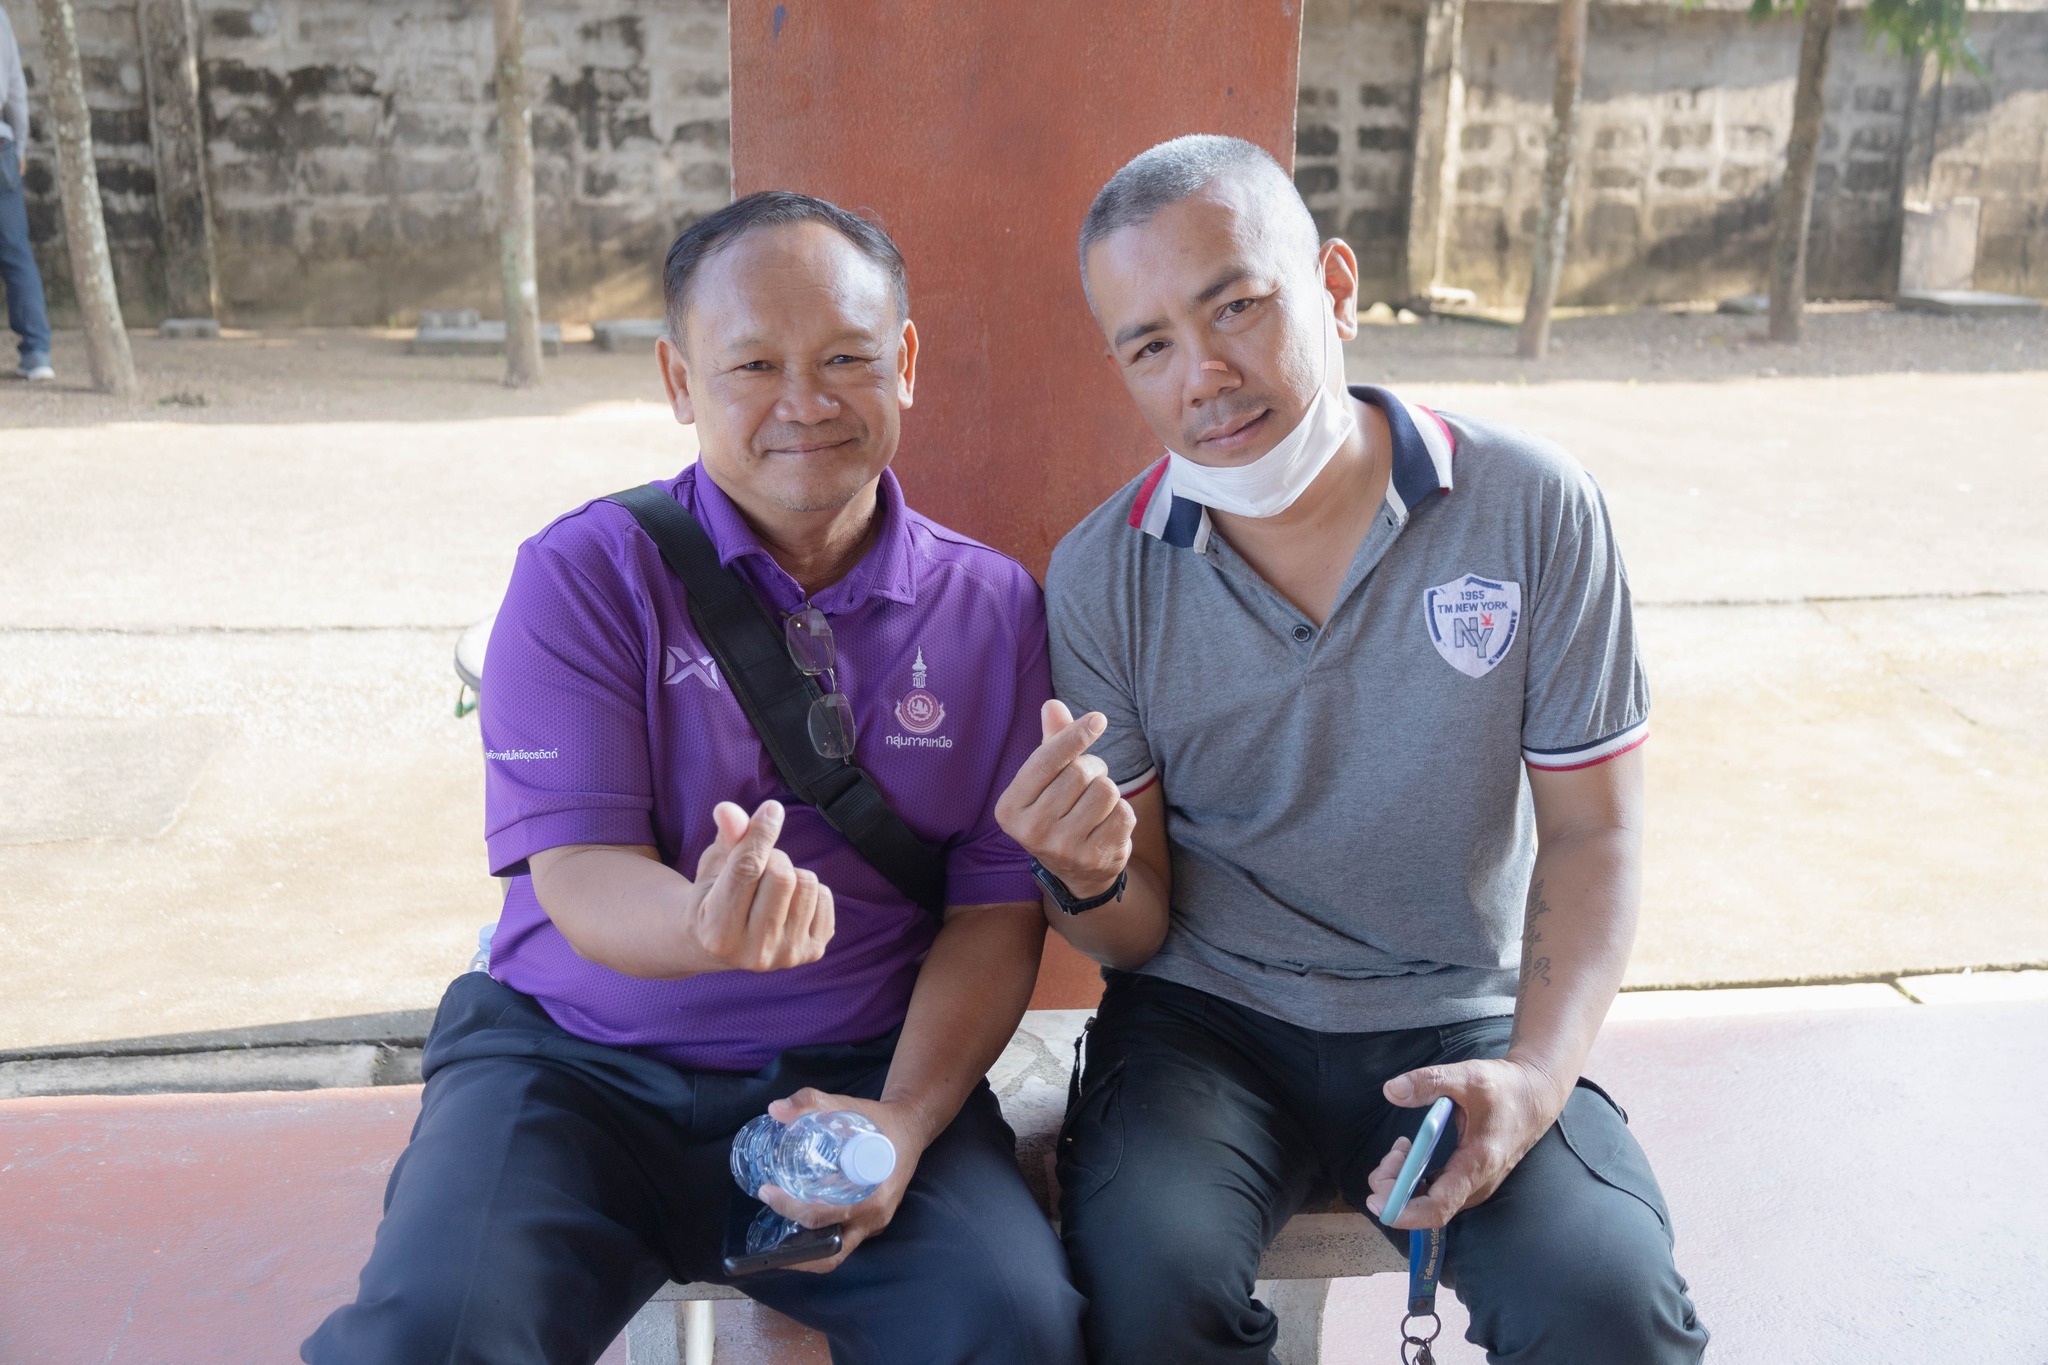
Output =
[
  {"x1": 1074, "y1": 133, "x2": 1368, "y2": 479},
  {"x1": 1079, "y1": 135, "x2": 1320, "y2": 305}
]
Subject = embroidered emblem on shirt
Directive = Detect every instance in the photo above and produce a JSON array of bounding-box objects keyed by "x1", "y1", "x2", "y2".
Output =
[
  {"x1": 893, "y1": 648, "x2": 947, "y2": 735},
  {"x1": 663, "y1": 646, "x2": 721, "y2": 690},
  {"x1": 1424, "y1": 574, "x2": 1522, "y2": 679}
]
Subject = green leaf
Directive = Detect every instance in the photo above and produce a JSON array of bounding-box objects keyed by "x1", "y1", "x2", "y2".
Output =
[{"x1": 1741, "y1": 0, "x2": 1983, "y2": 75}]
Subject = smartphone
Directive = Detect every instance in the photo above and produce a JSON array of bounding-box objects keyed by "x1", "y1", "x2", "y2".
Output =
[
  {"x1": 1377, "y1": 1095, "x2": 1455, "y2": 1227},
  {"x1": 722, "y1": 1201, "x2": 844, "y2": 1276}
]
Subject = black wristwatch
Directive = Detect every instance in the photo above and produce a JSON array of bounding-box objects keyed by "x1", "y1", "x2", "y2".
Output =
[{"x1": 1030, "y1": 859, "x2": 1127, "y2": 915}]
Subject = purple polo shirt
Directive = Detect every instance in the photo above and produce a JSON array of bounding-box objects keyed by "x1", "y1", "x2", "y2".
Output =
[{"x1": 479, "y1": 465, "x2": 1049, "y2": 1072}]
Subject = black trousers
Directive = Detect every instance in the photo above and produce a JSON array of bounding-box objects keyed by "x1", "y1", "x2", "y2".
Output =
[
  {"x1": 304, "y1": 972, "x2": 1085, "y2": 1365},
  {"x1": 1058, "y1": 973, "x2": 1709, "y2": 1365}
]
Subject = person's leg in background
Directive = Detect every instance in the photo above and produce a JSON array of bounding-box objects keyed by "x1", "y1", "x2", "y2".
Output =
[
  {"x1": 1332, "y1": 1017, "x2": 1709, "y2": 1365},
  {"x1": 0, "y1": 145, "x2": 53, "y2": 379}
]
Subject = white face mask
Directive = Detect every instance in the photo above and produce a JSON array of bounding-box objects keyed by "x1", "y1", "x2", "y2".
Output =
[{"x1": 1164, "y1": 312, "x2": 1355, "y2": 520}]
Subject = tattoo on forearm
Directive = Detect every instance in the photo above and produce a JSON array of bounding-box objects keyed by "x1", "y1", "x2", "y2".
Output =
[{"x1": 1519, "y1": 880, "x2": 1553, "y2": 991}]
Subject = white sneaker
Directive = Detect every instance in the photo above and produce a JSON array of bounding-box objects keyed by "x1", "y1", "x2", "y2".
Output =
[{"x1": 21, "y1": 363, "x2": 54, "y2": 381}]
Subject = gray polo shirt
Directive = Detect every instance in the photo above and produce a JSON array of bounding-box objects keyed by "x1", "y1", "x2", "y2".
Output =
[{"x1": 1047, "y1": 385, "x2": 1648, "y2": 1033}]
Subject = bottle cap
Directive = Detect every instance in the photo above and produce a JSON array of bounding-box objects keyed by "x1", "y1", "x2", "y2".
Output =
[{"x1": 838, "y1": 1131, "x2": 897, "y2": 1186}]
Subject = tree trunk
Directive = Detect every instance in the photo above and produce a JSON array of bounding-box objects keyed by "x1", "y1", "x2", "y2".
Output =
[
  {"x1": 139, "y1": 0, "x2": 220, "y2": 321},
  {"x1": 1517, "y1": 0, "x2": 1589, "y2": 360},
  {"x1": 1405, "y1": 0, "x2": 1468, "y2": 305},
  {"x1": 1768, "y1": 0, "x2": 1838, "y2": 344},
  {"x1": 33, "y1": 0, "x2": 138, "y2": 397},
  {"x1": 494, "y1": 0, "x2": 543, "y2": 388}
]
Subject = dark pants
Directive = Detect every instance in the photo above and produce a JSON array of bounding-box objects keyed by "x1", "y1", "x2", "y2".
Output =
[
  {"x1": 0, "y1": 147, "x2": 51, "y2": 368},
  {"x1": 1058, "y1": 973, "x2": 1708, "y2": 1365},
  {"x1": 304, "y1": 972, "x2": 1085, "y2": 1365}
]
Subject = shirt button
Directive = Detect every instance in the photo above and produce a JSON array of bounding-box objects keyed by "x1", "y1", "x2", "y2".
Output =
[{"x1": 1292, "y1": 624, "x2": 1313, "y2": 642}]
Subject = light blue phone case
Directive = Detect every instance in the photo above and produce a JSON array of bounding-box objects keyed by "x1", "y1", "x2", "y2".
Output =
[{"x1": 1378, "y1": 1095, "x2": 1454, "y2": 1226}]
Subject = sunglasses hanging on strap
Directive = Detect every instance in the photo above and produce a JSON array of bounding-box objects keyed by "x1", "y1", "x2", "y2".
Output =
[{"x1": 608, "y1": 484, "x2": 948, "y2": 920}]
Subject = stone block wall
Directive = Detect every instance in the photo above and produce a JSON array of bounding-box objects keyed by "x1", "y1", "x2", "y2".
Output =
[
  {"x1": 1294, "y1": 0, "x2": 2045, "y2": 308},
  {"x1": 2, "y1": 0, "x2": 2042, "y2": 324},
  {"x1": 198, "y1": 0, "x2": 729, "y2": 323},
  {"x1": 1921, "y1": 14, "x2": 2048, "y2": 297},
  {"x1": 1296, "y1": 0, "x2": 1426, "y2": 306},
  {"x1": 12, "y1": 0, "x2": 169, "y2": 321},
  {"x1": 1442, "y1": 2, "x2": 1922, "y2": 305},
  {"x1": 11, "y1": 0, "x2": 728, "y2": 325}
]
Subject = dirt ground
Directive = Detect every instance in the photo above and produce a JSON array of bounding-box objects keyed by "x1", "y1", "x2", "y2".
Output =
[
  {"x1": 1361, "y1": 300, "x2": 2048, "y2": 383},
  {"x1": 1, "y1": 306, "x2": 2045, "y2": 1048},
  {"x1": 5, "y1": 304, "x2": 2046, "y2": 429},
  {"x1": 0, "y1": 323, "x2": 660, "y2": 429},
  {"x1": 4, "y1": 300, "x2": 2048, "y2": 429}
]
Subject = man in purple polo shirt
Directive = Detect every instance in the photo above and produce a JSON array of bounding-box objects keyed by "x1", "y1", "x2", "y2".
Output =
[{"x1": 306, "y1": 192, "x2": 1084, "y2": 1364}]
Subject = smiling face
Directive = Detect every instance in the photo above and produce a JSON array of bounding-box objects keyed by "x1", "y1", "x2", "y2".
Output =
[
  {"x1": 1084, "y1": 177, "x2": 1355, "y2": 468},
  {"x1": 659, "y1": 220, "x2": 916, "y2": 517}
]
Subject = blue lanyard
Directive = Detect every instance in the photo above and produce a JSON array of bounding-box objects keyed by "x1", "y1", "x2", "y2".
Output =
[{"x1": 1401, "y1": 1226, "x2": 1445, "y2": 1363}]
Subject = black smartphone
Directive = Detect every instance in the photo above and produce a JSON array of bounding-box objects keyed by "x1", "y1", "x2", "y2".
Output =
[{"x1": 722, "y1": 1200, "x2": 844, "y2": 1276}]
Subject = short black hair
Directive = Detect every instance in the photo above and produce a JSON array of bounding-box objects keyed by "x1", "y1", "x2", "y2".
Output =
[
  {"x1": 662, "y1": 190, "x2": 909, "y2": 339},
  {"x1": 1078, "y1": 135, "x2": 1317, "y2": 303}
]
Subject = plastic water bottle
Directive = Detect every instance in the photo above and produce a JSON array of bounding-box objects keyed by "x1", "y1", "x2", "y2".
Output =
[
  {"x1": 744, "y1": 1205, "x2": 802, "y2": 1255},
  {"x1": 467, "y1": 924, "x2": 494, "y2": 973},
  {"x1": 729, "y1": 1111, "x2": 898, "y2": 1205}
]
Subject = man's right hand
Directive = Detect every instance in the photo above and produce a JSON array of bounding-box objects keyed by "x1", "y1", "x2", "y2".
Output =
[
  {"x1": 681, "y1": 799, "x2": 835, "y2": 972},
  {"x1": 995, "y1": 700, "x2": 1135, "y2": 898}
]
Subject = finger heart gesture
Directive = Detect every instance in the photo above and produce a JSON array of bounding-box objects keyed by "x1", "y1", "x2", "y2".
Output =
[
  {"x1": 995, "y1": 700, "x2": 1135, "y2": 898},
  {"x1": 686, "y1": 799, "x2": 837, "y2": 973}
]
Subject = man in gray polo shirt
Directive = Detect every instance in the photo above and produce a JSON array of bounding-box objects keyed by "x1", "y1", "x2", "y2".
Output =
[{"x1": 996, "y1": 136, "x2": 1706, "y2": 1362}]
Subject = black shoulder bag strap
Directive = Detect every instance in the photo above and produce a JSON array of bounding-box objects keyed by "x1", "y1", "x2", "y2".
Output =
[{"x1": 607, "y1": 483, "x2": 948, "y2": 919}]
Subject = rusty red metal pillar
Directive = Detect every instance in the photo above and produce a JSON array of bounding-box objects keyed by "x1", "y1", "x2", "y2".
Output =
[{"x1": 731, "y1": 0, "x2": 1303, "y2": 1007}]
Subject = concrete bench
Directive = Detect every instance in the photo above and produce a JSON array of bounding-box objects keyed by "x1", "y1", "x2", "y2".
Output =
[
  {"x1": 9, "y1": 999, "x2": 2038, "y2": 1361},
  {"x1": 623, "y1": 1009, "x2": 1402, "y2": 1365}
]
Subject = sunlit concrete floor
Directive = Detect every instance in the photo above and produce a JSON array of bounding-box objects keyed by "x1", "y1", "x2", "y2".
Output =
[{"x1": 1, "y1": 323, "x2": 2044, "y2": 1048}]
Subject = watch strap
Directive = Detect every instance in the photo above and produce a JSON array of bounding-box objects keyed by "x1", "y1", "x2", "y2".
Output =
[{"x1": 1030, "y1": 859, "x2": 1127, "y2": 915}]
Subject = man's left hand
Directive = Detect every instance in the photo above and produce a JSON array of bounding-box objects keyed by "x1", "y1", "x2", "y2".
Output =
[
  {"x1": 1364, "y1": 1056, "x2": 1569, "y2": 1229},
  {"x1": 753, "y1": 1088, "x2": 927, "y2": 1273}
]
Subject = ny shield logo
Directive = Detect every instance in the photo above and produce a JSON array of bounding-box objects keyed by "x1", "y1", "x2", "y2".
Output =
[
  {"x1": 1451, "y1": 617, "x2": 1494, "y2": 652},
  {"x1": 1424, "y1": 573, "x2": 1522, "y2": 679}
]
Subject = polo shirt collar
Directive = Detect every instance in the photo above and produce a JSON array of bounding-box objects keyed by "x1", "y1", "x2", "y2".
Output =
[
  {"x1": 1365, "y1": 384, "x2": 1457, "y2": 523},
  {"x1": 687, "y1": 464, "x2": 919, "y2": 611},
  {"x1": 1128, "y1": 384, "x2": 1456, "y2": 552}
]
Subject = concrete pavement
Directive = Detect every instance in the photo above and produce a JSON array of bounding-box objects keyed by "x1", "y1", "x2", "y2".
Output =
[
  {"x1": 1, "y1": 325, "x2": 2044, "y2": 1048},
  {"x1": 3, "y1": 334, "x2": 695, "y2": 1046}
]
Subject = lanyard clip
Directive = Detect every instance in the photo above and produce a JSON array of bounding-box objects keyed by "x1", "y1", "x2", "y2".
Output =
[{"x1": 1399, "y1": 1225, "x2": 1445, "y2": 1364}]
